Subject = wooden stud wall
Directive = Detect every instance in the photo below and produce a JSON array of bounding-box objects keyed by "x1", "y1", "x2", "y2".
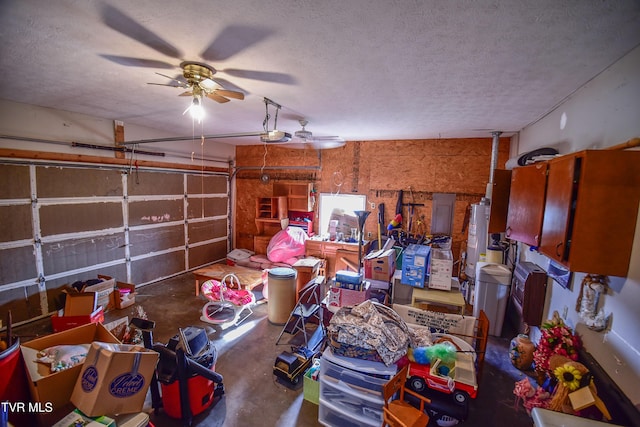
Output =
[
  {"x1": 0, "y1": 162, "x2": 229, "y2": 323},
  {"x1": 234, "y1": 138, "x2": 510, "y2": 262}
]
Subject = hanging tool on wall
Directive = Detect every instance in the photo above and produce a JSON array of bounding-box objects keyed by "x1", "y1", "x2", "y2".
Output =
[
  {"x1": 388, "y1": 190, "x2": 404, "y2": 233},
  {"x1": 377, "y1": 203, "x2": 385, "y2": 249},
  {"x1": 402, "y1": 187, "x2": 424, "y2": 236}
]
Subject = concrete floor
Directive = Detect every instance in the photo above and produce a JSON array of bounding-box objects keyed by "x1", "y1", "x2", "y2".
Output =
[{"x1": 15, "y1": 272, "x2": 535, "y2": 427}]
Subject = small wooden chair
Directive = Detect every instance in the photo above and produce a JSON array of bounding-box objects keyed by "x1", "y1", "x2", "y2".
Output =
[{"x1": 382, "y1": 364, "x2": 431, "y2": 427}]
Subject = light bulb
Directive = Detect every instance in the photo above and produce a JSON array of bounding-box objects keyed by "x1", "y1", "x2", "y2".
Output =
[{"x1": 185, "y1": 97, "x2": 205, "y2": 122}]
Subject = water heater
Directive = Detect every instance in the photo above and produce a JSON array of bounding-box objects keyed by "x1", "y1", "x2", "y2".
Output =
[{"x1": 465, "y1": 201, "x2": 490, "y2": 279}]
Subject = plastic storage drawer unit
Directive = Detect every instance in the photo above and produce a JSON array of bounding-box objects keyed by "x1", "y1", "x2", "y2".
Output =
[{"x1": 319, "y1": 348, "x2": 396, "y2": 427}]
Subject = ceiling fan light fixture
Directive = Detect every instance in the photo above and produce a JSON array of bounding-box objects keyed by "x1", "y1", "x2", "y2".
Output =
[
  {"x1": 183, "y1": 96, "x2": 205, "y2": 122},
  {"x1": 260, "y1": 130, "x2": 292, "y2": 143},
  {"x1": 199, "y1": 78, "x2": 217, "y2": 92}
]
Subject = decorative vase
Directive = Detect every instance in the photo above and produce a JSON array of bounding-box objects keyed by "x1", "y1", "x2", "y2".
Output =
[{"x1": 510, "y1": 334, "x2": 535, "y2": 371}]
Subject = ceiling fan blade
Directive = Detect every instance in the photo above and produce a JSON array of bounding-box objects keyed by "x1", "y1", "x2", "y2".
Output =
[
  {"x1": 212, "y1": 78, "x2": 248, "y2": 95},
  {"x1": 179, "y1": 91, "x2": 193, "y2": 97},
  {"x1": 306, "y1": 139, "x2": 346, "y2": 149},
  {"x1": 200, "y1": 25, "x2": 274, "y2": 62},
  {"x1": 100, "y1": 4, "x2": 182, "y2": 59},
  {"x1": 214, "y1": 90, "x2": 244, "y2": 100},
  {"x1": 148, "y1": 82, "x2": 182, "y2": 88},
  {"x1": 206, "y1": 93, "x2": 230, "y2": 103},
  {"x1": 221, "y1": 68, "x2": 297, "y2": 85},
  {"x1": 100, "y1": 54, "x2": 175, "y2": 69},
  {"x1": 156, "y1": 72, "x2": 188, "y2": 86}
]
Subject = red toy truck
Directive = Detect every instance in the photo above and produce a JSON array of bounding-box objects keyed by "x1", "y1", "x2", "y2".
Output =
[{"x1": 406, "y1": 353, "x2": 478, "y2": 405}]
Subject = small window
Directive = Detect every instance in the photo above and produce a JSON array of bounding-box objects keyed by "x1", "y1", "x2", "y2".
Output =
[{"x1": 318, "y1": 193, "x2": 367, "y2": 238}]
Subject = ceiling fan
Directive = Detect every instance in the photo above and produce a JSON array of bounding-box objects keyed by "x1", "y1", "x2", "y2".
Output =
[
  {"x1": 287, "y1": 120, "x2": 345, "y2": 150},
  {"x1": 99, "y1": 5, "x2": 296, "y2": 101},
  {"x1": 149, "y1": 61, "x2": 245, "y2": 104}
]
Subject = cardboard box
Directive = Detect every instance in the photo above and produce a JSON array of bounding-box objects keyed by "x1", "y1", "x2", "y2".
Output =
[
  {"x1": 51, "y1": 306, "x2": 105, "y2": 333},
  {"x1": 85, "y1": 277, "x2": 116, "y2": 312},
  {"x1": 367, "y1": 278, "x2": 390, "y2": 290},
  {"x1": 364, "y1": 248, "x2": 396, "y2": 281},
  {"x1": 71, "y1": 342, "x2": 158, "y2": 417},
  {"x1": 64, "y1": 292, "x2": 98, "y2": 316},
  {"x1": 98, "y1": 275, "x2": 136, "y2": 310},
  {"x1": 20, "y1": 323, "x2": 120, "y2": 426},
  {"x1": 401, "y1": 244, "x2": 431, "y2": 288},
  {"x1": 114, "y1": 283, "x2": 136, "y2": 310},
  {"x1": 328, "y1": 281, "x2": 372, "y2": 307}
]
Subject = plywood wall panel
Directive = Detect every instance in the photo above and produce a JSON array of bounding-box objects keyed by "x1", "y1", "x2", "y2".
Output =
[
  {"x1": 128, "y1": 171, "x2": 184, "y2": 196},
  {"x1": 131, "y1": 252, "x2": 185, "y2": 284},
  {"x1": 188, "y1": 240, "x2": 227, "y2": 269},
  {"x1": 0, "y1": 205, "x2": 32, "y2": 242},
  {"x1": 235, "y1": 137, "x2": 509, "y2": 258},
  {"x1": 0, "y1": 164, "x2": 30, "y2": 198},
  {"x1": 129, "y1": 225, "x2": 184, "y2": 257},
  {"x1": 36, "y1": 166, "x2": 123, "y2": 198},
  {"x1": 41, "y1": 233, "x2": 126, "y2": 275},
  {"x1": 40, "y1": 202, "x2": 123, "y2": 235},
  {"x1": 188, "y1": 219, "x2": 227, "y2": 244},
  {"x1": 0, "y1": 246, "x2": 37, "y2": 283},
  {"x1": 128, "y1": 199, "x2": 183, "y2": 226}
]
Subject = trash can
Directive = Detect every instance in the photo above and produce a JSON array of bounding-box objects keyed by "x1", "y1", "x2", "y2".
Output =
[
  {"x1": 1, "y1": 338, "x2": 35, "y2": 426},
  {"x1": 473, "y1": 262, "x2": 512, "y2": 336},
  {"x1": 267, "y1": 267, "x2": 298, "y2": 325}
]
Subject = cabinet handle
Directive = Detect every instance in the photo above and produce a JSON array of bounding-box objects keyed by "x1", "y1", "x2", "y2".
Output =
[
  {"x1": 534, "y1": 235, "x2": 539, "y2": 244},
  {"x1": 506, "y1": 226, "x2": 512, "y2": 237},
  {"x1": 555, "y1": 242, "x2": 563, "y2": 257}
]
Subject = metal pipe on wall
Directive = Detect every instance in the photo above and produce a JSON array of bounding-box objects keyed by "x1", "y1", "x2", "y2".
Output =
[{"x1": 487, "y1": 131, "x2": 502, "y2": 199}]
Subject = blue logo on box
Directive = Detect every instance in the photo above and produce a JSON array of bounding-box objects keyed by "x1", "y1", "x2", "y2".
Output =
[
  {"x1": 81, "y1": 366, "x2": 99, "y2": 392},
  {"x1": 109, "y1": 372, "x2": 145, "y2": 398}
]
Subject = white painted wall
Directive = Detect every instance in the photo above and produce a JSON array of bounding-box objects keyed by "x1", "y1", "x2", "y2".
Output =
[
  {"x1": 0, "y1": 99, "x2": 236, "y2": 167},
  {"x1": 514, "y1": 45, "x2": 640, "y2": 405}
]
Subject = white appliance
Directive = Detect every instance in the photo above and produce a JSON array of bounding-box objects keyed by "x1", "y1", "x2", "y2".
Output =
[
  {"x1": 473, "y1": 262, "x2": 512, "y2": 336},
  {"x1": 465, "y1": 200, "x2": 490, "y2": 279}
]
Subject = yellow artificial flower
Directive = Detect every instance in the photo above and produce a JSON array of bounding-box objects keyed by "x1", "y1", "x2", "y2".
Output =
[{"x1": 554, "y1": 364, "x2": 582, "y2": 391}]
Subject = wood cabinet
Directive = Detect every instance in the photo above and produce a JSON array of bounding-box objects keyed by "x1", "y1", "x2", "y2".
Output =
[
  {"x1": 488, "y1": 169, "x2": 512, "y2": 233},
  {"x1": 305, "y1": 239, "x2": 370, "y2": 278},
  {"x1": 256, "y1": 196, "x2": 288, "y2": 220},
  {"x1": 505, "y1": 163, "x2": 548, "y2": 247},
  {"x1": 274, "y1": 182, "x2": 314, "y2": 212},
  {"x1": 539, "y1": 150, "x2": 640, "y2": 277},
  {"x1": 255, "y1": 196, "x2": 288, "y2": 237}
]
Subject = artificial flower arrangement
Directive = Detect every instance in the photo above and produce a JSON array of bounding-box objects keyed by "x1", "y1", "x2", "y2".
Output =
[{"x1": 532, "y1": 311, "x2": 582, "y2": 376}]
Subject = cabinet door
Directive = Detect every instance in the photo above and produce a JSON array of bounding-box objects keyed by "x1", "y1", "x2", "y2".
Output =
[
  {"x1": 539, "y1": 155, "x2": 576, "y2": 264},
  {"x1": 488, "y1": 169, "x2": 512, "y2": 233},
  {"x1": 505, "y1": 163, "x2": 547, "y2": 246}
]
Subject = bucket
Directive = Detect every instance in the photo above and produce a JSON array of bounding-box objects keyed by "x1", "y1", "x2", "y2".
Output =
[
  {"x1": 267, "y1": 267, "x2": 297, "y2": 324},
  {"x1": 0, "y1": 338, "x2": 35, "y2": 426}
]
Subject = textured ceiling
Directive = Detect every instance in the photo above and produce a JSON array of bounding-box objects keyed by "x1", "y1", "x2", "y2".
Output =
[{"x1": 1, "y1": 1, "x2": 639, "y2": 147}]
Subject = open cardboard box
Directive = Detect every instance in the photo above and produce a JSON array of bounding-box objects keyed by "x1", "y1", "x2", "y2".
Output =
[
  {"x1": 364, "y1": 248, "x2": 396, "y2": 281},
  {"x1": 51, "y1": 292, "x2": 105, "y2": 333},
  {"x1": 98, "y1": 275, "x2": 136, "y2": 310},
  {"x1": 51, "y1": 306, "x2": 105, "y2": 333},
  {"x1": 71, "y1": 342, "x2": 159, "y2": 417},
  {"x1": 20, "y1": 323, "x2": 120, "y2": 426}
]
